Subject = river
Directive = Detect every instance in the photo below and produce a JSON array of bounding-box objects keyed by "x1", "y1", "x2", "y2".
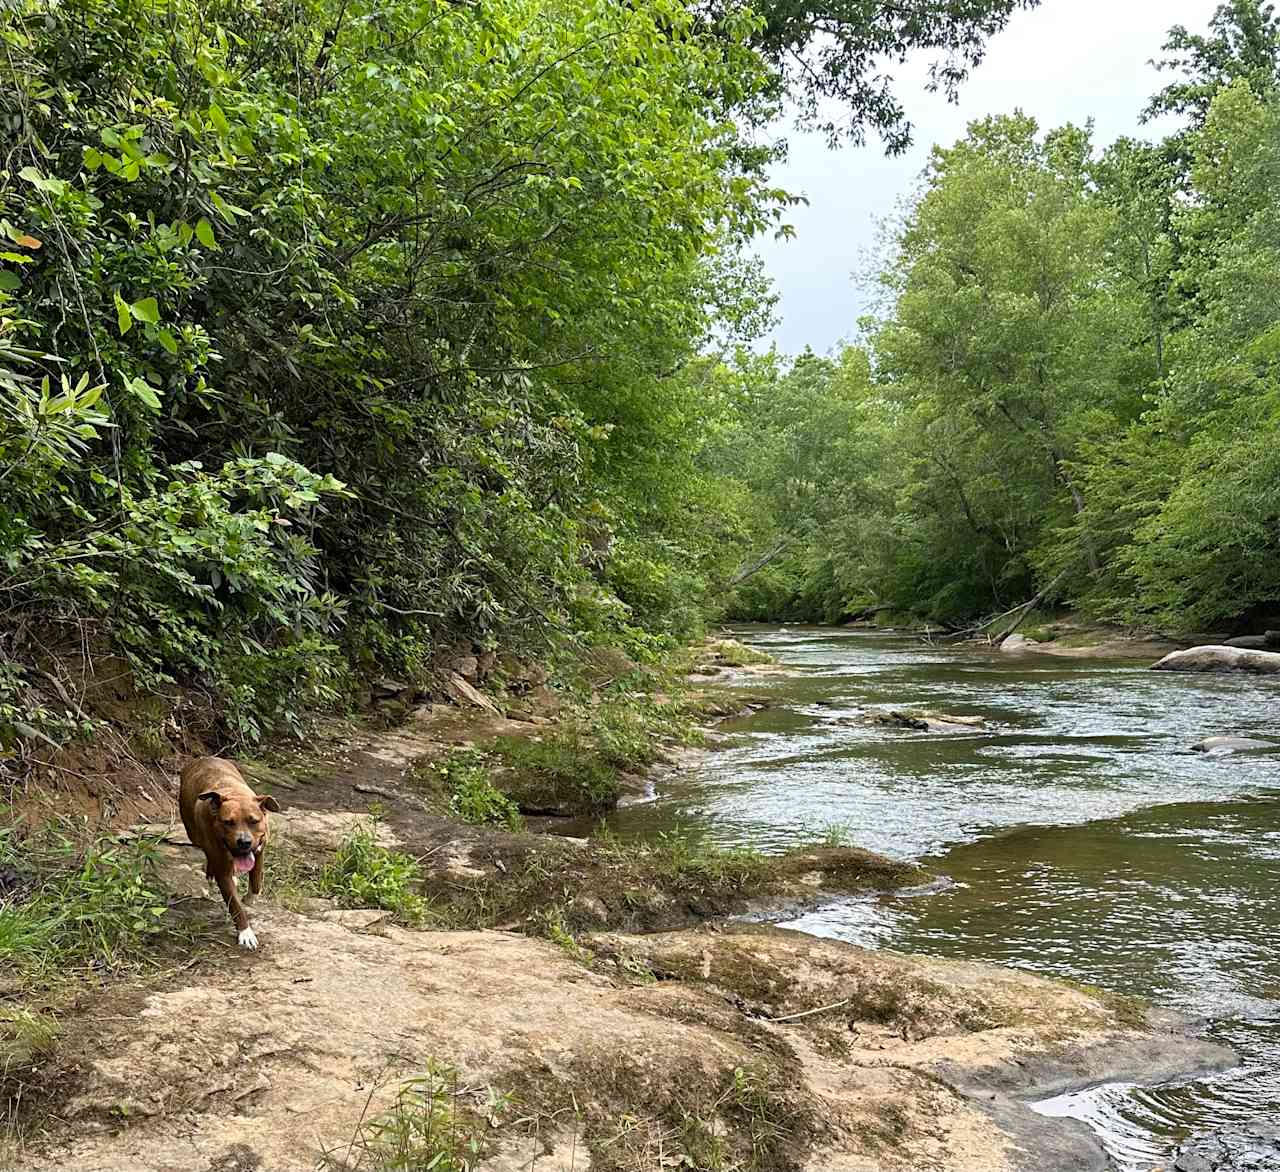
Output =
[{"x1": 604, "y1": 625, "x2": 1280, "y2": 1170}]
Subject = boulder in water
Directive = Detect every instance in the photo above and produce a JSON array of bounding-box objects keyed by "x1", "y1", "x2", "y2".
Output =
[
  {"x1": 1190, "y1": 736, "x2": 1278, "y2": 755},
  {"x1": 1151, "y1": 645, "x2": 1280, "y2": 674},
  {"x1": 863, "y1": 709, "x2": 985, "y2": 733},
  {"x1": 1000, "y1": 633, "x2": 1040, "y2": 653}
]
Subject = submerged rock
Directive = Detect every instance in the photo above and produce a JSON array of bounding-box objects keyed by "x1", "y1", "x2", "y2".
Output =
[
  {"x1": 1152, "y1": 646, "x2": 1280, "y2": 674},
  {"x1": 1190, "y1": 736, "x2": 1278, "y2": 755},
  {"x1": 1173, "y1": 1123, "x2": 1280, "y2": 1171}
]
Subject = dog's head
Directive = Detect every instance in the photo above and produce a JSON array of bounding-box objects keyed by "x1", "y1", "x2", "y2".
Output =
[{"x1": 197, "y1": 790, "x2": 280, "y2": 873}]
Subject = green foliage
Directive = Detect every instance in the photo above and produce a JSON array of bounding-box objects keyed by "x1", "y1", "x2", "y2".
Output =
[
  {"x1": 718, "y1": 5, "x2": 1280, "y2": 634},
  {"x1": 0, "y1": 0, "x2": 790, "y2": 750},
  {"x1": 1145, "y1": 0, "x2": 1280, "y2": 124},
  {"x1": 738, "y1": 0, "x2": 1041, "y2": 150},
  {"x1": 318, "y1": 825, "x2": 429, "y2": 926},
  {"x1": 0, "y1": 825, "x2": 192, "y2": 987},
  {"x1": 321, "y1": 1064, "x2": 483, "y2": 1172},
  {"x1": 424, "y1": 752, "x2": 523, "y2": 831},
  {"x1": 489, "y1": 729, "x2": 624, "y2": 816}
]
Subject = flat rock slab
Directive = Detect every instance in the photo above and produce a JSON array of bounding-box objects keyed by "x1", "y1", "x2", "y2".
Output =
[
  {"x1": 1152, "y1": 646, "x2": 1280, "y2": 674},
  {"x1": 17, "y1": 912, "x2": 1232, "y2": 1172},
  {"x1": 861, "y1": 709, "x2": 986, "y2": 733}
]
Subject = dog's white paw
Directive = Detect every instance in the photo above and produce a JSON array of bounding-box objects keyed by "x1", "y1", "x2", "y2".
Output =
[{"x1": 238, "y1": 926, "x2": 259, "y2": 950}]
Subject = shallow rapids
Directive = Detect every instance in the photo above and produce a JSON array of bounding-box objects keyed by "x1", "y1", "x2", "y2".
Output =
[{"x1": 605, "y1": 626, "x2": 1280, "y2": 1169}]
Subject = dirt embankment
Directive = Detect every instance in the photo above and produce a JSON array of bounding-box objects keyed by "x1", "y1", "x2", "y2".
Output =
[{"x1": 3, "y1": 655, "x2": 1234, "y2": 1172}]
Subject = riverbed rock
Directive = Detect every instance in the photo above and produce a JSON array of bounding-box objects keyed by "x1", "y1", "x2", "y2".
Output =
[
  {"x1": 371, "y1": 675, "x2": 410, "y2": 698},
  {"x1": 864, "y1": 709, "x2": 986, "y2": 733},
  {"x1": 443, "y1": 671, "x2": 501, "y2": 714},
  {"x1": 1000, "y1": 633, "x2": 1040, "y2": 653},
  {"x1": 1190, "y1": 736, "x2": 1279, "y2": 755},
  {"x1": 1222, "y1": 631, "x2": 1280, "y2": 650},
  {"x1": 452, "y1": 653, "x2": 480, "y2": 681},
  {"x1": 1222, "y1": 635, "x2": 1270, "y2": 650},
  {"x1": 1151, "y1": 645, "x2": 1280, "y2": 674},
  {"x1": 1173, "y1": 1123, "x2": 1280, "y2": 1171}
]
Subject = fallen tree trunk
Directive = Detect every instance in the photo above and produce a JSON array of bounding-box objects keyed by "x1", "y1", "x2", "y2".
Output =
[
  {"x1": 721, "y1": 535, "x2": 793, "y2": 591},
  {"x1": 990, "y1": 567, "x2": 1072, "y2": 645},
  {"x1": 944, "y1": 566, "x2": 1073, "y2": 644}
]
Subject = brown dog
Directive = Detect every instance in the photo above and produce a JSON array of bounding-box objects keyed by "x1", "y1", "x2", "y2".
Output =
[{"x1": 179, "y1": 757, "x2": 280, "y2": 950}]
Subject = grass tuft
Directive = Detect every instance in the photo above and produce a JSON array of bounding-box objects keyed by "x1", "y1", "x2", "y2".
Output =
[
  {"x1": 317, "y1": 824, "x2": 431, "y2": 926},
  {"x1": 321, "y1": 1063, "x2": 486, "y2": 1171},
  {"x1": 0, "y1": 823, "x2": 195, "y2": 988},
  {"x1": 0, "y1": 1006, "x2": 59, "y2": 1070},
  {"x1": 817, "y1": 822, "x2": 855, "y2": 848}
]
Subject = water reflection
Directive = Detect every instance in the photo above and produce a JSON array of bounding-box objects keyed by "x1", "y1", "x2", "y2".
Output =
[{"x1": 608, "y1": 625, "x2": 1280, "y2": 1169}]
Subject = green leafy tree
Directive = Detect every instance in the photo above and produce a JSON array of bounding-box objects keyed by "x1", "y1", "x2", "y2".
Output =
[{"x1": 706, "y1": 0, "x2": 1042, "y2": 149}]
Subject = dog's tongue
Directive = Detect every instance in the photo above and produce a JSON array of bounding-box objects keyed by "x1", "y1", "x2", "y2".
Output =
[{"x1": 233, "y1": 854, "x2": 256, "y2": 875}]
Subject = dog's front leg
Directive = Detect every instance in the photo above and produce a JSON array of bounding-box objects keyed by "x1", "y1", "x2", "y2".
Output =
[{"x1": 214, "y1": 870, "x2": 258, "y2": 950}]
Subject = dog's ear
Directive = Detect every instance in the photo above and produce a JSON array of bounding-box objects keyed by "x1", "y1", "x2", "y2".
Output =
[
  {"x1": 256, "y1": 794, "x2": 281, "y2": 813},
  {"x1": 196, "y1": 790, "x2": 222, "y2": 811}
]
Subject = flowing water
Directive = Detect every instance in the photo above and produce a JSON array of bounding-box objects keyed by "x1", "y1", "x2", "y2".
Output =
[{"x1": 605, "y1": 626, "x2": 1280, "y2": 1169}]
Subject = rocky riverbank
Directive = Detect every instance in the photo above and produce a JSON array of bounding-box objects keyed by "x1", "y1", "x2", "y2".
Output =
[
  {"x1": 15, "y1": 904, "x2": 1232, "y2": 1172},
  {"x1": 0, "y1": 640, "x2": 1240, "y2": 1172}
]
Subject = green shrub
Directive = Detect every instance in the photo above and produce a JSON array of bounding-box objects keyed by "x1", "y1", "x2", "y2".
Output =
[
  {"x1": 489, "y1": 730, "x2": 622, "y2": 815},
  {"x1": 0, "y1": 824, "x2": 193, "y2": 987},
  {"x1": 318, "y1": 826, "x2": 429, "y2": 926},
  {"x1": 0, "y1": 0, "x2": 783, "y2": 755},
  {"x1": 424, "y1": 753, "x2": 523, "y2": 830}
]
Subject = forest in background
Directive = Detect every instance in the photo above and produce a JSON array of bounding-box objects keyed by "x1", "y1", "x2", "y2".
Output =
[
  {"x1": 1, "y1": 0, "x2": 1275, "y2": 763},
  {"x1": 726, "y1": 2, "x2": 1280, "y2": 635}
]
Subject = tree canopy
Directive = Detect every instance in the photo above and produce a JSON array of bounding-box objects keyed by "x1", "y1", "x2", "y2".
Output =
[
  {"x1": 725, "y1": 0, "x2": 1042, "y2": 149},
  {"x1": 716, "y1": 1, "x2": 1280, "y2": 635}
]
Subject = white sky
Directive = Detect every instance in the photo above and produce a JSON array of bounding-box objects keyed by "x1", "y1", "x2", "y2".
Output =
[{"x1": 755, "y1": 0, "x2": 1222, "y2": 354}]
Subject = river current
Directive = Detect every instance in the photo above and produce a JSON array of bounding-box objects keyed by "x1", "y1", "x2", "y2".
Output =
[{"x1": 605, "y1": 625, "x2": 1280, "y2": 1169}]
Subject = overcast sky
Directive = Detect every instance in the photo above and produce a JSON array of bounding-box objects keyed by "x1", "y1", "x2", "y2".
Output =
[{"x1": 755, "y1": 0, "x2": 1222, "y2": 355}]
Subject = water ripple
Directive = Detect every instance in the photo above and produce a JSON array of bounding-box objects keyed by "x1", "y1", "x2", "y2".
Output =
[{"x1": 608, "y1": 625, "x2": 1280, "y2": 1170}]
